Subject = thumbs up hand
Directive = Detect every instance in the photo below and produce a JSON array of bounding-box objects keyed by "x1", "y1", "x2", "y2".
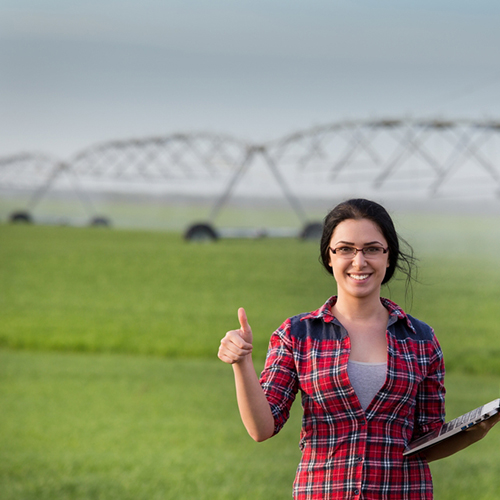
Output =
[{"x1": 218, "y1": 308, "x2": 254, "y2": 364}]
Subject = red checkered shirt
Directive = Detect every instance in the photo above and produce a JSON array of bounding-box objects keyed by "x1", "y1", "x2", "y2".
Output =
[{"x1": 259, "y1": 296, "x2": 445, "y2": 500}]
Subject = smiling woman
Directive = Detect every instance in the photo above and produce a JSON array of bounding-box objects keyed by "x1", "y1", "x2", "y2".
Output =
[
  {"x1": 218, "y1": 198, "x2": 500, "y2": 500},
  {"x1": 327, "y1": 218, "x2": 390, "y2": 300}
]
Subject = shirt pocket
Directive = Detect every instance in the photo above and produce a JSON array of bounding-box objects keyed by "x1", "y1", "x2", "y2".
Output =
[{"x1": 296, "y1": 338, "x2": 352, "y2": 414}]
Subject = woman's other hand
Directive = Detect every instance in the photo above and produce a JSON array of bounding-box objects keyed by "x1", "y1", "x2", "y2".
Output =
[{"x1": 465, "y1": 411, "x2": 500, "y2": 442}]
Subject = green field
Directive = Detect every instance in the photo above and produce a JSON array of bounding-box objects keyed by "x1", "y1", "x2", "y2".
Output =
[{"x1": 1, "y1": 217, "x2": 500, "y2": 499}]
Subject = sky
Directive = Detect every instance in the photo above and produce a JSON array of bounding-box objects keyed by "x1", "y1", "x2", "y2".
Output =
[{"x1": 1, "y1": 0, "x2": 500, "y2": 159}]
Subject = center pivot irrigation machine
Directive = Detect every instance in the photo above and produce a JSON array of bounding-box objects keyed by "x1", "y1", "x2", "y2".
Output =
[{"x1": 2, "y1": 118, "x2": 500, "y2": 240}]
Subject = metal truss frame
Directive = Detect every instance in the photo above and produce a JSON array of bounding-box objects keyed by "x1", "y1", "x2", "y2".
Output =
[{"x1": 1, "y1": 119, "x2": 500, "y2": 234}]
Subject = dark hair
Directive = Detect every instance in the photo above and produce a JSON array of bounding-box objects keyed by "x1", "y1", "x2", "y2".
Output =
[{"x1": 320, "y1": 198, "x2": 416, "y2": 286}]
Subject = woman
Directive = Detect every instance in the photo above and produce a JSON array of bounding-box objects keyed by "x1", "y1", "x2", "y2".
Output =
[{"x1": 218, "y1": 198, "x2": 498, "y2": 499}]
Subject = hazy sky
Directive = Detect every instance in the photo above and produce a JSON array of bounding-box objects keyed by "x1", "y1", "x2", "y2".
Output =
[{"x1": 1, "y1": 0, "x2": 500, "y2": 158}]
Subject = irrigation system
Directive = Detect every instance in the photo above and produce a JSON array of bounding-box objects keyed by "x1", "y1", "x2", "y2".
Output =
[{"x1": 1, "y1": 118, "x2": 500, "y2": 240}]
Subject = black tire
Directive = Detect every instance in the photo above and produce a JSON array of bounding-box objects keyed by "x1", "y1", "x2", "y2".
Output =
[
  {"x1": 9, "y1": 211, "x2": 33, "y2": 224},
  {"x1": 90, "y1": 216, "x2": 111, "y2": 227},
  {"x1": 300, "y1": 222, "x2": 323, "y2": 241},
  {"x1": 184, "y1": 223, "x2": 218, "y2": 242}
]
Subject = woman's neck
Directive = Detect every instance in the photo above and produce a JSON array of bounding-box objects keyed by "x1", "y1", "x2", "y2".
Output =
[{"x1": 333, "y1": 294, "x2": 387, "y2": 323}]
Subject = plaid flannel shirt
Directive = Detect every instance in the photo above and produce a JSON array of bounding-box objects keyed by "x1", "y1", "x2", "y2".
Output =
[{"x1": 259, "y1": 296, "x2": 445, "y2": 500}]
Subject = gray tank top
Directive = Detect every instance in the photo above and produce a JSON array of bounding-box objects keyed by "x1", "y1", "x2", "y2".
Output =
[{"x1": 347, "y1": 360, "x2": 387, "y2": 411}]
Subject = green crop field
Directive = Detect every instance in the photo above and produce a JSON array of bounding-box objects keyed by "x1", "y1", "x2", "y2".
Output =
[{"x1": 1, "y1": 214, "x2": 500, "y2": 499}]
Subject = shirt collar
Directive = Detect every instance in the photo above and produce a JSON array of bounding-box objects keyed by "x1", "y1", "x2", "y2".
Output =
[{"x1": 300, "y1": 295, "x2": 417, "y2": 334}]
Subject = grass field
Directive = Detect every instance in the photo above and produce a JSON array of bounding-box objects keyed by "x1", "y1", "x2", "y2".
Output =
[
  {"x1": 1, "y1": 215, "x2": 500, "y2": 498},
  {"x1": 2, "y1": 220, "x2": 500, "y2": 373}
]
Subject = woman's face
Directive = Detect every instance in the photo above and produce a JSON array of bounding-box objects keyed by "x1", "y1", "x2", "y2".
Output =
[{"x1": 328, "y1": 218, "x2": 390, "y2": 301}]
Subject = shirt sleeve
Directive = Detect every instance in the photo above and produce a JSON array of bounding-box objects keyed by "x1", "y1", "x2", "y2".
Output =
[
  {"x1": 413, "y1": 331, "x2": 446, "y2": 438},
  {"x1": 259, "y1": 319, "x2": 300, "y2": 435}
]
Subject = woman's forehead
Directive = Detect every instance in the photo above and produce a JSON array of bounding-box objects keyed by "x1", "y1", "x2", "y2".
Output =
[{"x1": 331, "y1": 218, "x2": 386, "y2": 243}]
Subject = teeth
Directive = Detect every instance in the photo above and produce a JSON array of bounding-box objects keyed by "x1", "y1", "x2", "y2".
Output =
[{"x1": 350, "y1": 274, "x2": 369, "y2": 280}]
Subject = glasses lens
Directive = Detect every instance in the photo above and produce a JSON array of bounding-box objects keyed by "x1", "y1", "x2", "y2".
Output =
[
  {"x1": 364, "y1": 247, "x2": 383, "y2": 257},
  {"x1": 336, "y1": 247, "x2": 355, "y2": 257}
]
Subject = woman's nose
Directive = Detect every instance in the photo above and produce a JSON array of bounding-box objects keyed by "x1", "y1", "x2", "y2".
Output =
[{"x1": 351, "y1": 249, "x2": 367, "y2": 267}]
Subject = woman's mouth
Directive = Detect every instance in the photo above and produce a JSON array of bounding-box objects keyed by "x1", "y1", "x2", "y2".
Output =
[{"x1": 349, "y1": 274, "x2": 370, "y2": 281}]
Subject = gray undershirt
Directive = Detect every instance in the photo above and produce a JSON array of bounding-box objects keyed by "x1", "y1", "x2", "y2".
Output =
[{"x1": 347, "y1": 360, "x2": 387, "y2": 412}]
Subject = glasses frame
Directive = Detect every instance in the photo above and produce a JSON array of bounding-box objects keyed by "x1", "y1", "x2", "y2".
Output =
[{"x1": 329, "y1": 246, "x2": 389, "y2": 258}]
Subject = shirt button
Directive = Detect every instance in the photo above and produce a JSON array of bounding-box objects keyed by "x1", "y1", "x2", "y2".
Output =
[
  {"x1": 357, "y1": 456, "x2": 364, "y2": 463},
  {"x1": 354, "y1": 488, "x2": 360, "y2": 495}
]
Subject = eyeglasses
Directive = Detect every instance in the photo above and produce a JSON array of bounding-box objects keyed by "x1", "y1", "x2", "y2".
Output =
[{"x1": 329, "y1": 246, "x2": 388, "y2": 259}]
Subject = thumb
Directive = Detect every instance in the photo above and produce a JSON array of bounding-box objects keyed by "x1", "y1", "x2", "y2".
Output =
[{"x1": 238, "y1": 307, "x2": 252, "y2": 336}]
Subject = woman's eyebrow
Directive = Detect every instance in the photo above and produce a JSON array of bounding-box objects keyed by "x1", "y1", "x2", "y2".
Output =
[
  {"x1": 364, "y1": 241, "x2": 385, "y2": 246},
  {"x1": 334, "y1": 240, "x2": 385, "y2": 246},
  {"x1": 334, "y1": 240, "x2": 355, "y2": 246},
  {"x1": 335, "y1": 240, "x2": 384, "y2": 246}
]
